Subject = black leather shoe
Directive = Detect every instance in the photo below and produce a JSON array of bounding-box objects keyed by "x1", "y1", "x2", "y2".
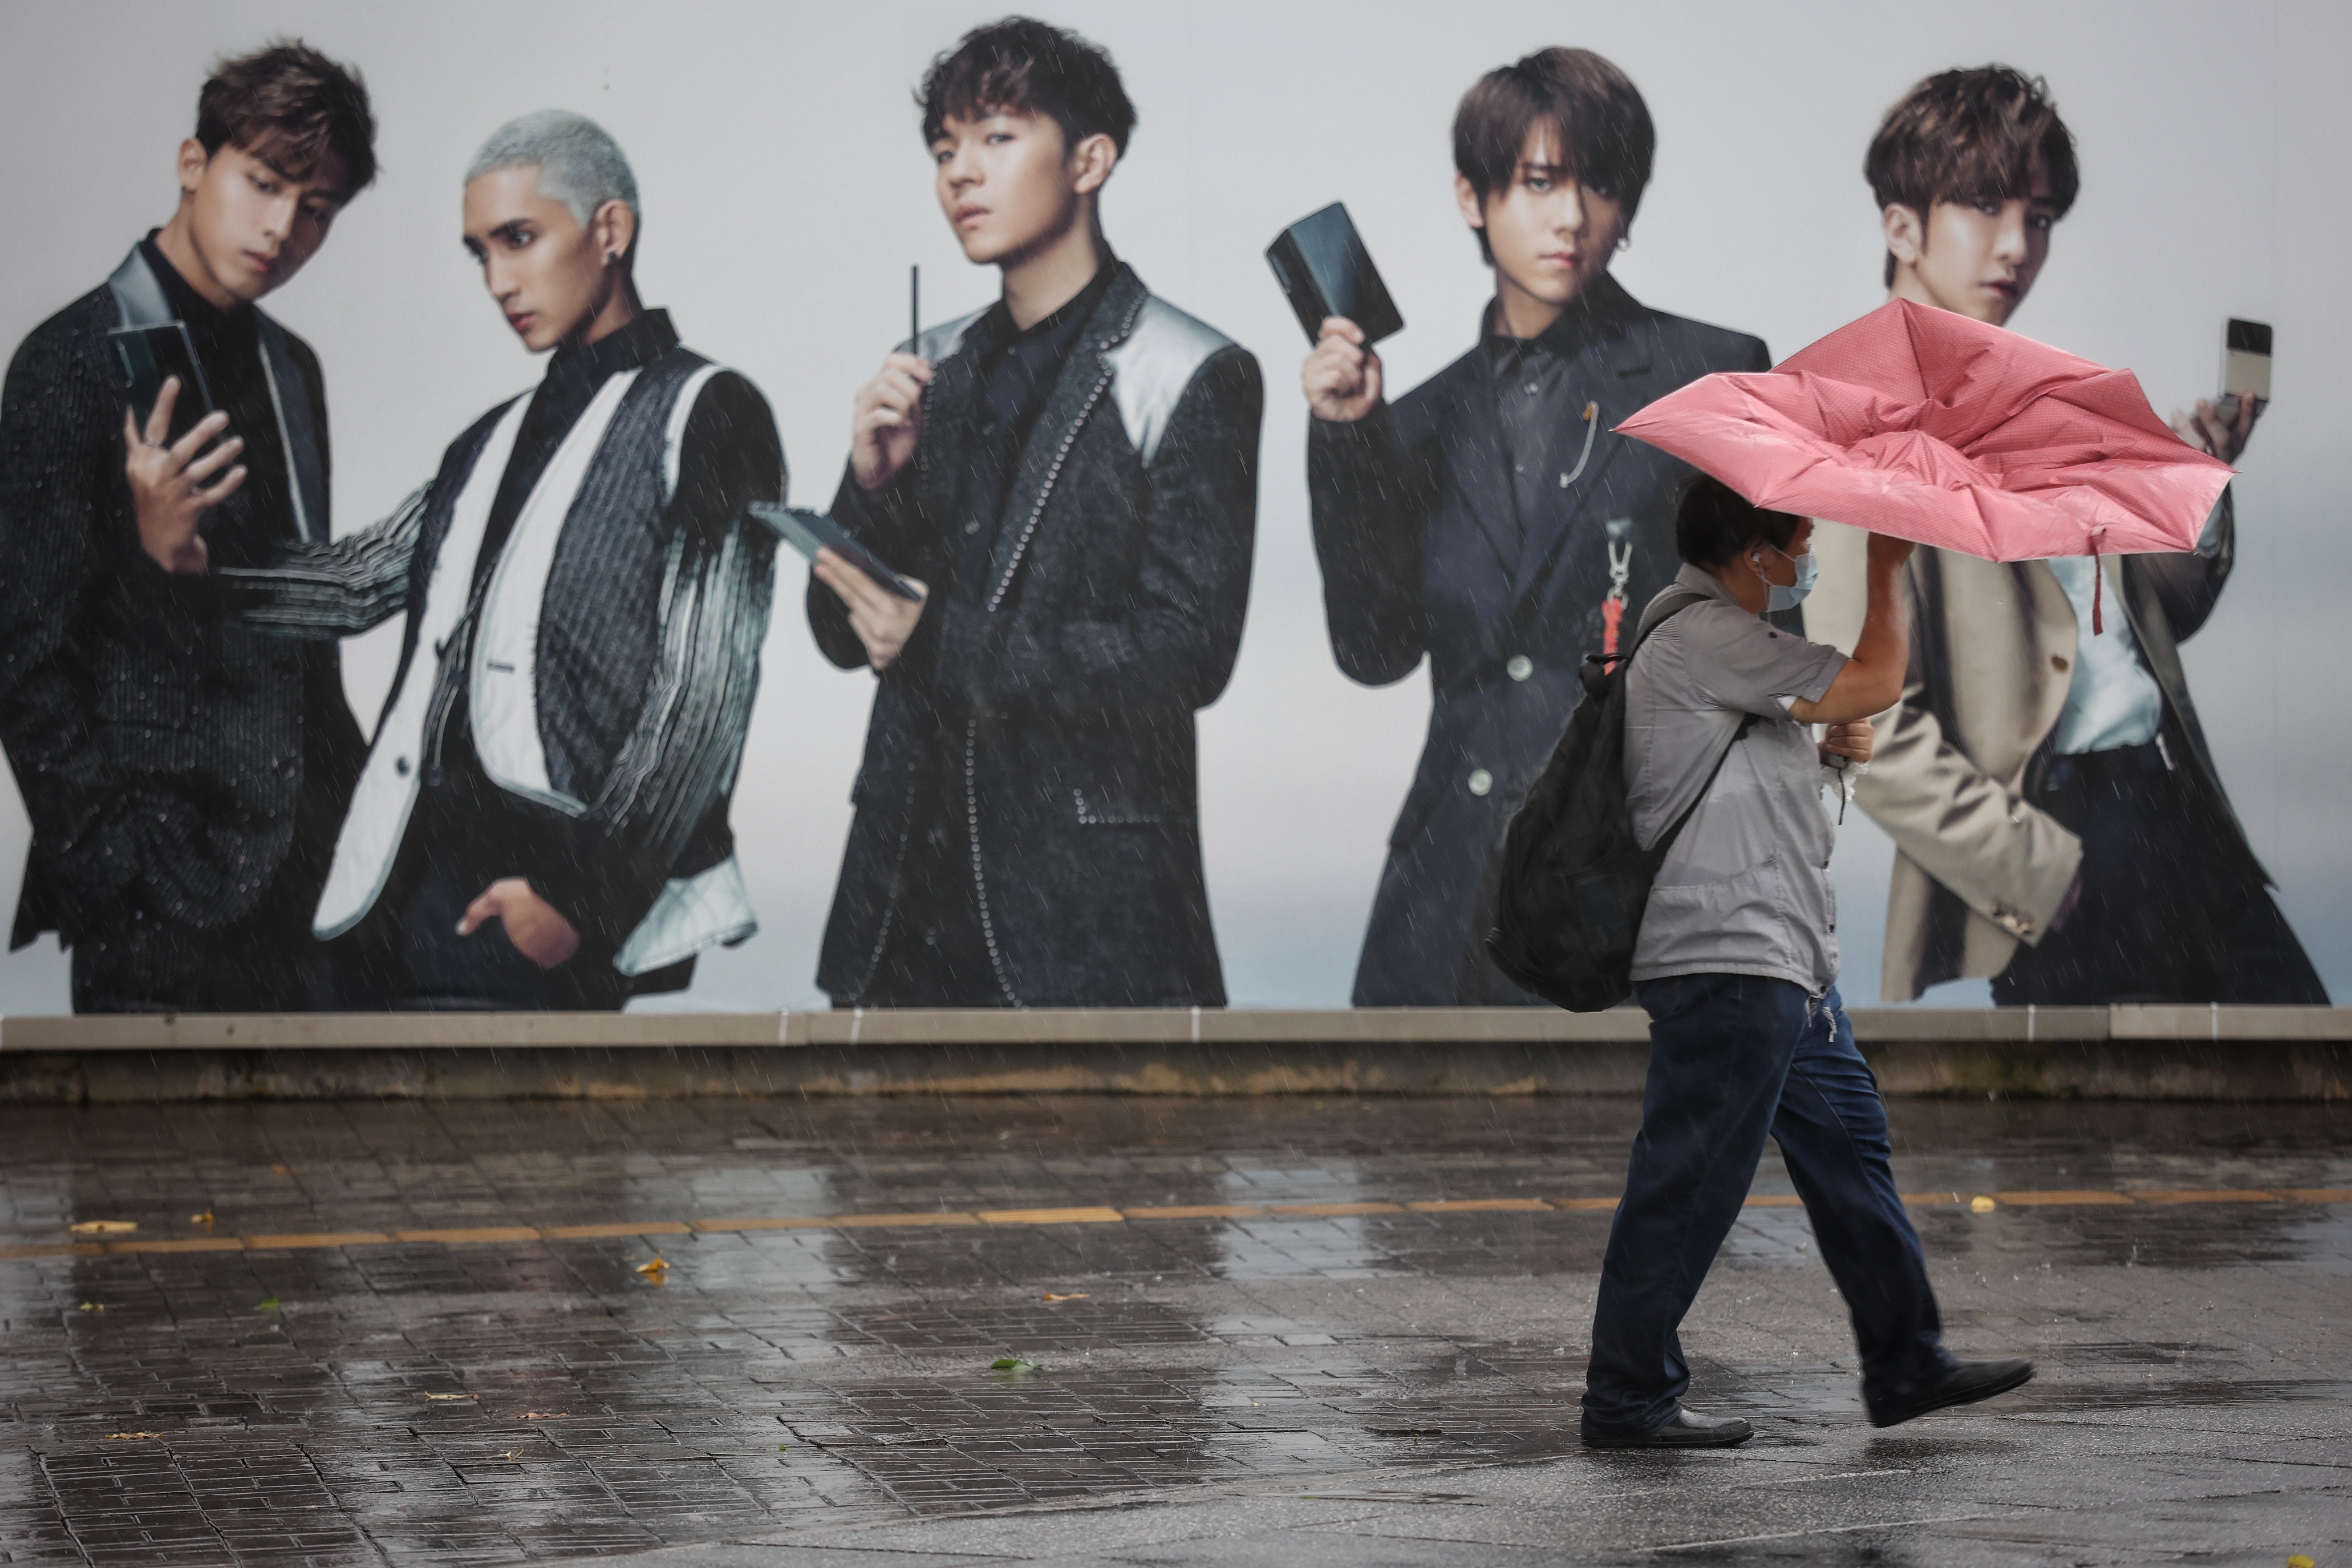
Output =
[
  {"x1": 1870, "y1": 1358, "x2": 2035, "y2": 1428},
  {"x1": 1582, "y1": 1406, "x2": 1755, "y2": 1448}
]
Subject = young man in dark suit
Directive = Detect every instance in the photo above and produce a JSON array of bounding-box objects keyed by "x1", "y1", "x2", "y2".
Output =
[
  {"x1": 809, "y1": 18, "x2": 1262, "y2": 1009},
  {"x1": 1303, "y1": 48, "x2": 1771, "y2": 1007},
  {"x1": 0, "y1": 42, "x2": 376, "y2": 1012}
]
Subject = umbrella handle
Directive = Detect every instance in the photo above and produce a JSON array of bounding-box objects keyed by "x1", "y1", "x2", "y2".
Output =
[{"x1": 2088, "y1": 528, "x2": 2106, "y2": 635}]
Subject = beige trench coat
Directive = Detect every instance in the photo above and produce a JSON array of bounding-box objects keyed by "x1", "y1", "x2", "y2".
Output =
[{"x1": 1803, "y1": 500, "x2": 2243, "y2": 1000}]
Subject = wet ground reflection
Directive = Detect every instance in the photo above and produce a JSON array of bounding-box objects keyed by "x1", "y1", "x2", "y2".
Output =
[{"x1": 0, "y1": 1094, "x2": 2344, "y2": 1564}]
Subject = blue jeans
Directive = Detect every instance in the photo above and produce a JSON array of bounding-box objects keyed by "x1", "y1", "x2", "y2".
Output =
[{"x1": 1582, "y1": 974, "x2": 1956, "y2": 1437}]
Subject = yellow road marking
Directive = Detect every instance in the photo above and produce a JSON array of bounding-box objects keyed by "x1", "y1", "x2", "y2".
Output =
[
  {"x1": 540, "y1": 1222, "x2": 692, "y2": 1240},
  {"x1": 2126, "y1": 1189, "x2": 2278, "y2": 1204},
  {"x1": 105, "y1": 1238, "x2": 246, "y2": 1254},
  {"x1": 0, "y1": 1185, "x2": 2338, "y2": 1263},
  {"x1": 1991, "y1": 1191, "x2": 2132, "y2": 1206}
]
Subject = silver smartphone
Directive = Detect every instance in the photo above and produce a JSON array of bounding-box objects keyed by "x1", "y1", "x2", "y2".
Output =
[{"x1": 2216, "y1": 318, "x2": 2271, "y2": 421}]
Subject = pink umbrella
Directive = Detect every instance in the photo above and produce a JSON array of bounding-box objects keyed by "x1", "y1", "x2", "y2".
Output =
[{"x1": 1615, "y1": 299, "x2": 2232, "y2": 629}]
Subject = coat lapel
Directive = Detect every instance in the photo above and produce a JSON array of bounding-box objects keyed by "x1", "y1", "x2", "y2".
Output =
[
  {"x1": 915, "y1": 342, "x2": 981, "y2": 510},
  {"x1": 1446, "y1": 360, "x2": 1520, "y2": 580},
  {"x1": 1502, "y1": 288, "x2": 1655, "y2": 614},
  {"x1": 981, "y1": 266, "x2": 1146, "y2": 610}
]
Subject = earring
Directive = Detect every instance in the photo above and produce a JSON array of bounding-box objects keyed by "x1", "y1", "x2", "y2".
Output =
[{"x1": 1617, "y1": 233, "x2": 1632, "y2": 252}]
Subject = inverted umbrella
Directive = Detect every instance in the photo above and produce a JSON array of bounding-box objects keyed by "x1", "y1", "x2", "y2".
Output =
[{"x1": 1614, "y1": 298, "x2": 2232, "y2": 628}]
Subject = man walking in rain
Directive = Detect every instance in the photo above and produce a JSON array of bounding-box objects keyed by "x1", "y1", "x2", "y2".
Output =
[{"x1": 132, "y1": 110, "x2": 783, "y2": 1009}]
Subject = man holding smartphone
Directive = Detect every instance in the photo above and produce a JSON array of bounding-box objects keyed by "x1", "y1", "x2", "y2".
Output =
[
  {"x1": 1302, "y1": 49, "x2": 1771, "y2": 1006},
  {"x1": 0, "y1": 42, "x2": 376, "y2": 1012},
  {"x1": 1802, "y1": 66, "x2": 2325, "y2": 1006},
  {"x1": 806, "y1": 18, "x2": 1262, "y2": 1009}
]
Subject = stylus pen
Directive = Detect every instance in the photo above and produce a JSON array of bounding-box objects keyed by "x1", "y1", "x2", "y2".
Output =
[{"x1": 910, "y1": 264, "x2": 920, "y2": 353}]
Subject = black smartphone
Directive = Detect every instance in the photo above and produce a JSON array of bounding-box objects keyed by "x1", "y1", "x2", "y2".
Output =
[
  {"x1": 1266, "y1": 202, "x2": 1405, "y2": 346},
  {"x1": 107, "y1": 323, "x2": 216, "y2": 446},
  {"x1": 748, "y1": 503, "x2": 924, "y2": 600},
  {"x1": 2216, "y1": 318, "x2": 2271, "y2": 420}
]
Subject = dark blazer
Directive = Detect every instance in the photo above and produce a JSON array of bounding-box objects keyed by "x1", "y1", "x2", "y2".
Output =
[
  {"x1": 0, "y1": 264, "x2": 362, "y2": 949},
  {"x1": 1308, "y1": 275, "x2": 1768, "y2": 1005},
  {"x1": 811, "y1": 263, "x2": 1262, "y2": 1007}
]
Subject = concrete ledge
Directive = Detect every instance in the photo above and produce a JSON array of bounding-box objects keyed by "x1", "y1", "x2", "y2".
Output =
[{"x1": 0, "y1": 1007, "x2": 2347, "y2": 1102}]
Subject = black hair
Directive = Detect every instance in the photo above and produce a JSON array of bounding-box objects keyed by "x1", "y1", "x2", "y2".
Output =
[
  {"x1": 1866, "y1": 66, "x2": 2079, "y2": 287},
  {"x1": 1453, "y1": 47, "x2": 1654, "y2": 264},
  {"x1": 1675, "y1": 474, "x2": 1800, "y2": 568},
  {"x1": 919, "y1": 16, "x2": 1136, "y2": 158},
  {"x1": 196, "y1": 39, "x2": 377, "y2": 194}
]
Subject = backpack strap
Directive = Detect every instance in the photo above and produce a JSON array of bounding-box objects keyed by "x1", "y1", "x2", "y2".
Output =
[
  {"x1": 1655, "y1": 712, "x2": 1758, "y2": 856},
  {"x1": 1581, "y1": 587, "x2": 1712, "y2": 697},
  {"x1": 1621, "y1": 588, "x2": 1758, "y2": 856}
]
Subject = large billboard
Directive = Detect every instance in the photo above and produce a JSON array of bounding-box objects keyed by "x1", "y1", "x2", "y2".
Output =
[{"x1": 0, "y1": 2, "x2": 2344, "y2": 1013}]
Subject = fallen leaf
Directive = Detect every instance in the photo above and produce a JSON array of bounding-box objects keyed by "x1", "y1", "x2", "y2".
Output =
[
  {"x1": 69, "y1": 1220, "x2": 136, "y2": 1235},
  {"x1": 190, "y1": 1211, "x2": 215, "y2": 1226},
  {"x1": 501, "y1": 1450, "x2": 520, "y2": 1461},
  {"x1": 633, "y1": 1257, "x2": 669, "y2": 1276},
  {"x1": 255, "y1": 1298, "x2": 280, "y2": 1313},
  {"x1": 272, "y1": 1165, "x2": 292, "y2": 1176},
  {"x1": 1969, "y1": 1195, "x2": 1998, "y2": 1214},
  {"x1": 76, "y1": 1302, "x2": 103, "y2": 1313},
  {"x1": 520, "y1": 1412, "x2": 568, "y2": 1420},
  {"x1": 423, "y1": 1393, "x2": 476, "y2": 1402},
  {"x1": 106, "y1": 1432, "x2": 161, "y2": 1441},
  {"x1": 1042, "y1": 1293, "x2": 1090, "y2": 1302},
  {"x1": 988, "y1": 1357, "x2": 1041, "y2": 1374}
]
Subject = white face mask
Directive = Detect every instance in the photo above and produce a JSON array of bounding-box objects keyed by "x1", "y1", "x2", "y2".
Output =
[{"x1": 1753, "y1": 542, "x2": 1819, "y2": 612}]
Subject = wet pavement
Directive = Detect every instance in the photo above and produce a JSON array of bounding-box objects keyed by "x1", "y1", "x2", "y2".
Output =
[{"x1": 0, "y1": 1095, "x2": 2345, "y2": 1565}]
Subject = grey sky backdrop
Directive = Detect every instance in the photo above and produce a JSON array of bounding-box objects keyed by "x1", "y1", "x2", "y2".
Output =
[{"x1": 0, "y1": 0, "x2": 2345, "y2": 1014}]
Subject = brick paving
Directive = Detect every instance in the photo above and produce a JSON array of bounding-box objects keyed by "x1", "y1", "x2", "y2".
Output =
[{"x1": 0, "y1": 1095, "x2": 2345, "y2": 1564}]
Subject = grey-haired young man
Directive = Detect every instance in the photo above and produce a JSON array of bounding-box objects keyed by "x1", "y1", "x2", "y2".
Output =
[{"x1": 137, "y1": 110, "x2": 783, "y2": 1009}]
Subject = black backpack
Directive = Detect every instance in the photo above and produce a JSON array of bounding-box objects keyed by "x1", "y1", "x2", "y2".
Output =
[{"x1": 1484, "y1": 592, "x2": 1753, "y2": 1011}]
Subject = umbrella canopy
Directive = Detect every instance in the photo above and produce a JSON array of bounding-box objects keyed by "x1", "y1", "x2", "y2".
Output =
[{"x1": 1615, "y1": 298, "x2": 2232, "y2": 564}]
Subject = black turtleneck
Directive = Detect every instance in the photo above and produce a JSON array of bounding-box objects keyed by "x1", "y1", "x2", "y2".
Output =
[
  {"x1": 140, "y1": 234, "x2": 315, "y2": 567},
  {"x1": 950, "y1": 261, "x2": 1113, "y2": 599}
]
